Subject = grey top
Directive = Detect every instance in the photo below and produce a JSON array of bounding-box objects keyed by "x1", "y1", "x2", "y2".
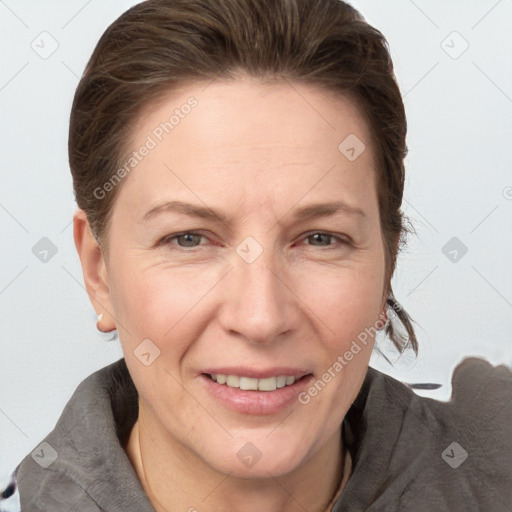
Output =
[{"x1": 10, "y1": 356, "x2": 512, "y2": 511}]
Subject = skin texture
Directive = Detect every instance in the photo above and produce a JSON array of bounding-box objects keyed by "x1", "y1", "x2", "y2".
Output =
[{"x1": 74, "y1": 77, "x2": 387, "y2": 512}]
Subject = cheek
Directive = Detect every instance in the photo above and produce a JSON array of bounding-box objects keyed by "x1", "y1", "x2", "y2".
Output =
[
  {"x1": 296, "y1": 262, "x2": 384, "y2": 350},
  {"x1": 108, "y1": 266, "x2": 211, "y2": 407},
  {"x1": 108, "y1": 262, "x2": 218, "y2": 352},
  {"x1": 298, "y1": 268, "x2": 381, "y2": 417}
]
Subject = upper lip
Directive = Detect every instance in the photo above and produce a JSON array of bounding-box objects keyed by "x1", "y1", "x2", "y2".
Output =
[{"x1": 201, "y1": 367, "x2": 312, "y2": 379}]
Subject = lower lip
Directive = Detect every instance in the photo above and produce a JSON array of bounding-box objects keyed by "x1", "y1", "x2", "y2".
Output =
[{"x1": 199, "y1": 374, "x2": 314, "y2": 415}]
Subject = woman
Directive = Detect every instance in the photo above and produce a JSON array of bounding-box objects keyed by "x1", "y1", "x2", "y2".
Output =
[{"x1": 6, "y1": 0, "x2": 512, "y2": 510}]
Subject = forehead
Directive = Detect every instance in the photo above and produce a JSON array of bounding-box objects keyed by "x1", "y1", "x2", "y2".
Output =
[
  {"x1": 133, "y1": 78, "x2": 372, "y2": 151},
  {"x1": 119, "y1": 78, "x2": 378, "y2": 220}
]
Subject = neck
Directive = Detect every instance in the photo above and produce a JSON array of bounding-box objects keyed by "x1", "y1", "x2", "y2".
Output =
[{"x1": 125, "y1": 403, "x2": 346, "y2": 512}]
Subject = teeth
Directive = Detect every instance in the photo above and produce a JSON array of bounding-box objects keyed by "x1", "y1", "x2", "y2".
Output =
[
  {"x1": 276, "y1": 376, "x2": 287, "y2": 388},
  {"x1": 211, "y1": 374, "x2": 297, "y2": 391},
  {"x1": 226, "y1": 375, "x2": 239, "y2": 387},
  {"x1": 239, "y1": 377, "x2": 259, "y2": 390},
  {"x1": 258, "y1": 377, "x2": 277, "y2": 391}
]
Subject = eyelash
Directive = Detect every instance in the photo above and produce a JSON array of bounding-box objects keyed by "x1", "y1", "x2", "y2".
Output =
[{"x1": 159, "y1": 231, "x2": 350, "y2": 250}]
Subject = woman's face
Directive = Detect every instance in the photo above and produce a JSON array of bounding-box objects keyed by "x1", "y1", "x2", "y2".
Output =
[{"x1": 98, "y1": 78, "x2": 386, "y2": 477}]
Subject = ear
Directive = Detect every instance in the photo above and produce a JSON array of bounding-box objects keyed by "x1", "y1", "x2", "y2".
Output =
[{"x1": 73, "y1": 209, "x2": 116, "y2": 332}]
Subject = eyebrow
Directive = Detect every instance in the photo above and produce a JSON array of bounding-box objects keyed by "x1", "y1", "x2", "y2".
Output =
[{"x1": 142, "y1": 200, "x2": 366, "y2": 225}]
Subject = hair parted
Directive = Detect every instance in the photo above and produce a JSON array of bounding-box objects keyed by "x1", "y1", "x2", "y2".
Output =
[{"x1": 69, "y1": 0, "x2": 418, "y2": 357}]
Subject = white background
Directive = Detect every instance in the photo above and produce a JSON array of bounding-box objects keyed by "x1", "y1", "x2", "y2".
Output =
[{"x1": 1, "y1": 0, "x2": 511, "y2": 484}]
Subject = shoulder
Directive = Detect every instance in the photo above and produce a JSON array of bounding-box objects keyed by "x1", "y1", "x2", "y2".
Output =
[
  {"x1": 388, "y1": 356, "x2": 512, "y2": 448},
  {"x1": 357, "y1": 357, "x2": 512, "y2": 510},
  {"x1": 441, "y1": 356, "x2": 512, "y2": 465},
  {"x1": 5, "y1": 465, "x2": 99, "y2": 512},
  {"x1": 396, "y1": 357, "x2": 511, "y2": 509},
  {"x1": 368, "y1": 355, "x2": 512, "y2": 427},
  {"x1": 449, "y1": 356, "x2": 512, "y2": 416},
  {"x1": 418, "y1": 356, "x2": 512, "y2": 443},
  {"x1": 9, "y1": 358, "x2": 136, "y2": 511}
]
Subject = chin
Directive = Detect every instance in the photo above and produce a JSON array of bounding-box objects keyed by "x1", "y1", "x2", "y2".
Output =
[{"x1": 202, "y1": 435, "x2": 310, "y2": 479}]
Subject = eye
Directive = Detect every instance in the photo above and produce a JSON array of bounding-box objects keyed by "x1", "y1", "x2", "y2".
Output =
[
  {"x1": 161, "y1": 231, "x2": 207, "y2": 248},
  {"x1": 158, "y1": 230, "x2": 350, "y2": 251},
  {"x1": 302, "y1": 232, "x2": 349, "y2": 248}
]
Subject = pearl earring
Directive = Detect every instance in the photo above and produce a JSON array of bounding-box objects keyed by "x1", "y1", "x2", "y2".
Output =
[{"x1": 96, "y1": 312, "x2": 118, "y2": 341}]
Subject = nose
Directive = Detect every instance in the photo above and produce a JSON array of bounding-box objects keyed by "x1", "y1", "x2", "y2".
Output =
[{"x1": 218, "y1": 246, "x2": 301, "y2": 346}]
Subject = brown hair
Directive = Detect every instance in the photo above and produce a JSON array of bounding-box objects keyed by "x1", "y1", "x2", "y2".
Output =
[{"x1": 69, "y1": 0, "x2": 418, "y2": 356}]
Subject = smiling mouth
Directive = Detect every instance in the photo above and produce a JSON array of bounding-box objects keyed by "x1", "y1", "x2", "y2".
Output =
[{"x1": 204, "y1": 373, "x2": 311, "y2": 391}]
